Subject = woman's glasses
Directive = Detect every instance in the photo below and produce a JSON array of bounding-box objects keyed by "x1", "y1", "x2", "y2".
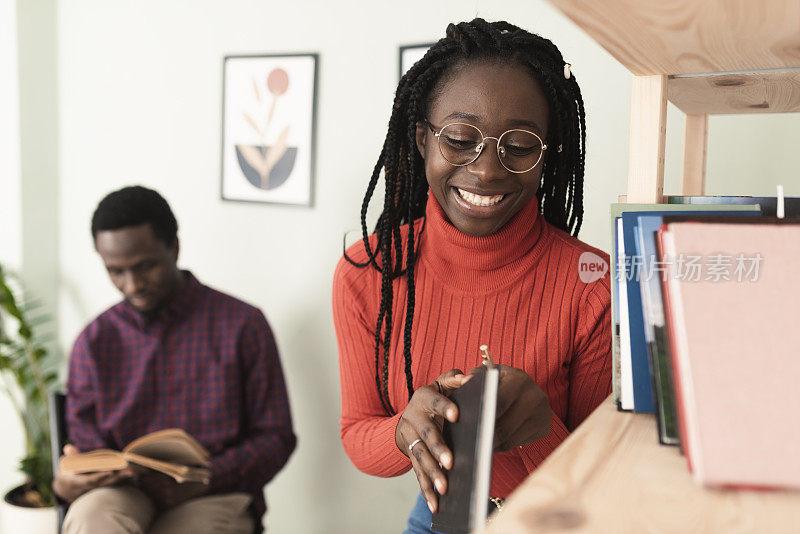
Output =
[{"x1": 427, "y1": 121, "x2": 547, "y2": 174}]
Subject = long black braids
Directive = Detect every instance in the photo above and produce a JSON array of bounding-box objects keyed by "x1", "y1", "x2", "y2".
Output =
[{"x1": 344, "y1": 18, "x2": 587, "y2": 414}]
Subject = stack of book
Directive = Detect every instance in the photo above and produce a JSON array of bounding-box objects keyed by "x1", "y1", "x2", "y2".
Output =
[{"x1": 611, "y1": 195, "x2": 800, "y2": 490}]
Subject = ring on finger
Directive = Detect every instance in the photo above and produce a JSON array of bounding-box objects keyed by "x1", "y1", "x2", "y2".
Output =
[{"x1": 408, "y1": 438, "x2": 423, "y2": 454}]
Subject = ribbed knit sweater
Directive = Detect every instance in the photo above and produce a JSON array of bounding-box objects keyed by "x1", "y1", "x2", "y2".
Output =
[{"x1": 332, "y1": 194, "x2": 612, "y2": 498}]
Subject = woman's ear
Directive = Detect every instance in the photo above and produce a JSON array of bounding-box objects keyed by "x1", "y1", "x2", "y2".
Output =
[{"x1": 415, "y1": 121, "x2": 427, "y2": 159}]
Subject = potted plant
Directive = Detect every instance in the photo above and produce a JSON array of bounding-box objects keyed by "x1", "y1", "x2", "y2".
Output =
[{"x1": 0, "y1": 263, "x2": 61, "y2": 532}]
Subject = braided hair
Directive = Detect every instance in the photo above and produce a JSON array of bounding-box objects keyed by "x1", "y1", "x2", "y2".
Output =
[{"x1": 345, "y1": 18, "x2": 587, "y2": 415}]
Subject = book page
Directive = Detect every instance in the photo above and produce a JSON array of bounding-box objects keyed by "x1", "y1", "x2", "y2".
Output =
[
  {"x1": 123, "y1": 428, "x2": 210, "y2": 467},
  {"x1": 59, "y1": 449, "x2": 128, "y2": 474}
]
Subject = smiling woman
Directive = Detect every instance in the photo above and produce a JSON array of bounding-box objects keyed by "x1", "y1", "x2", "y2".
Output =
[{"x1": 332, "y1": 18, "x2": 611, "y2": 534}]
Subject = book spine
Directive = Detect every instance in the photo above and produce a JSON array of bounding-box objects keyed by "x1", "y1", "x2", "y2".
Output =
[
  {"x1": 471, "y1": 368, "x2": 499, "y2": 529},
  {"x1": 658, "y1": 228, "x2": 697, "y2": 474}
]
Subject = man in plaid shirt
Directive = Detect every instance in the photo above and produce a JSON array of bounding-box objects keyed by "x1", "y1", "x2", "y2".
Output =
[{"x1": 53, "y1": 186, "x2": 296, "y2": 533}]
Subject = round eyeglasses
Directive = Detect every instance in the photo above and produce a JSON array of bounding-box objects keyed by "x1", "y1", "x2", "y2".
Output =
[{"x1": 427, "y1": 121, "x2": 547, "y2": 174}]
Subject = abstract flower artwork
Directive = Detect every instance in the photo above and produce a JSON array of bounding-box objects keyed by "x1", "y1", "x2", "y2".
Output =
[{"x1": 221, "y1": 54, "x2": 317, "y2": 206}]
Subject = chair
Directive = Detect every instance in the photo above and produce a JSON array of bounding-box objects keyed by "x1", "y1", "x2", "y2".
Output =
[{"x1": 48, "y1": 391, "x2": 68, "y2": 533}]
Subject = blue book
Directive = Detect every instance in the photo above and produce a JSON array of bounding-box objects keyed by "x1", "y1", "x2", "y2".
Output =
[{"x1": 620, "y1": 206, "x2": 760, "y2": 413}]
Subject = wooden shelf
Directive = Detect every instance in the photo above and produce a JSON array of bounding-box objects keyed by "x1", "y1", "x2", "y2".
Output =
[
  {"x1": 547, "y1": 0, "x2": 800, "y2": 76},
  {"x1": 480, "y1": 397, "x2": 800, "y2": 534},
  {"x1": 548, "y1": 0, "x2": 800, "y2": 203},
  {"x1": 669, "y1": 70, "x2": 800, "y2": 115}
]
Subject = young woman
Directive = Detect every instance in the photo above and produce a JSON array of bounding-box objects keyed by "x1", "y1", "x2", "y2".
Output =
[{"x1": 332, "y1": 18, "x2": 611, "y2": 532}]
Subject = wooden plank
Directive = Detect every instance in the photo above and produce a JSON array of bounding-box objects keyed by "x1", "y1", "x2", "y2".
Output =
[
  {"x1": 547, "y1": 0, "x2": 800, "y2": 75},
  {"x1": 681, "y1": 114, "x2": 707, "y2": 196},
  {"x1": 627, "y1": 75, "x2": 667, "y2": 204},
  {"x1": 481, "y1": 397, "x2": 800, "y2": 534},
  {"x1": 668, "y1": 70, "x2": 800, "y2": 114}
]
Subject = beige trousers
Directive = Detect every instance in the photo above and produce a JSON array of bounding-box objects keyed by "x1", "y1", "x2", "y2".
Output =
[{"x1": 63, "y1": 486, "x2": 254, "y2": 534}]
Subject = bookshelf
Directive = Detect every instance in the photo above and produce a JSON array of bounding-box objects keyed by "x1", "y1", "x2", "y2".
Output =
[
  {"x1": 479, "y1": 2, "x2": 800, "y2": 532},
  {"x1": 548, "y1": 0, "x2": 800, "y2": 203},
  {"x1": 480, "y1": 397, "x2": 800, "y2": 534}
]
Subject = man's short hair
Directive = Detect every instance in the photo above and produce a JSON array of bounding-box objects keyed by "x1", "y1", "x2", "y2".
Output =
[{"x1": 91, "y1": 186, "x2": 178, "y2": 245}]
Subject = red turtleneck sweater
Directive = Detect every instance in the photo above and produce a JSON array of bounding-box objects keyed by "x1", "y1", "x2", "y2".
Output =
[{"x1": 332, "y1": 195, "x2": 611, "y2": 497}]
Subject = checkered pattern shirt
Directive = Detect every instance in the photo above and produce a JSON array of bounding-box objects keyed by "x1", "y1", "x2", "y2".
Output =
[{"x1": 66, "y1": 271, "x2": 296, "y2": 526}]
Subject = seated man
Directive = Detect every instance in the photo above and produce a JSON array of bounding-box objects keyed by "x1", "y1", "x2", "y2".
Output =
[{"x1": 53, "y1": 185, "x2": 296, "y2": 533}]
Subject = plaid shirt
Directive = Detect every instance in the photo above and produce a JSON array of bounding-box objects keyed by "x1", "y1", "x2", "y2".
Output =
[{"x1": 66, "y1": 271, "x2": 296, "y2": 526}]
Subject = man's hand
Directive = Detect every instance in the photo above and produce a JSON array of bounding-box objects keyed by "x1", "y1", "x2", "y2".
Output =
[
  {"x1": 52, "y1": 444, "x2": 136, "y2": 503},
  {"x1": 488, "y1": 364, "x2": 553, "y2": 451},
  {"x1": 395, "y1": 369, "x2": 472, "y2": 514},
  {"x1": 135, "y1": 470, "x2": 209, "y2": 510}
]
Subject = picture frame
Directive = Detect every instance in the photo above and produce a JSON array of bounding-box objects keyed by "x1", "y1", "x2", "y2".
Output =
[
  {"x1": 398, "y1": 43, "x2": 433, "y2": 80},
  {"x1": 220, "y1": 53, "x2": 318, "y2": 206}
]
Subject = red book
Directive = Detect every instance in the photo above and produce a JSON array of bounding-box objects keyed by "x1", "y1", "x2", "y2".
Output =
[{"x1": 658, "y1": 217, "x2": 800, "y2": 490}]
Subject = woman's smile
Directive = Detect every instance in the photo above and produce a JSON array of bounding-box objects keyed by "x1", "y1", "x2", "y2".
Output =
[{"x1": 450, "y1": 186, "x2": 516, "y2": 218}]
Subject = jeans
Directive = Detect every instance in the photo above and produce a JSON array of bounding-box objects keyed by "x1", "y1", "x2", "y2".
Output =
[{"x1": 403, "y1": 492, "x2": 444, "y2": 534}]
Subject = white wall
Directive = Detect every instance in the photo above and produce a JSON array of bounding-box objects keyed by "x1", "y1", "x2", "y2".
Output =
[
  {"x1": 54, "y1": 2, "x2": 633, "y2": 532},
  {"x1": 0, "y1": 0, "x2": 792, "y2": 531},
  {"x1": 0, "y1": 0, "x2": 22, "y2": 271},
  {"x1": 0, "y1": 0, "x2": 24, "y2": 498}
]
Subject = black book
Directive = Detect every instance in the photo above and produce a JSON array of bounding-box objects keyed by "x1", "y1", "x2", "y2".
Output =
[
  {"x1": 665, "y1": 195, "x2": 800, "y2": 217},
  {"x1": 431, "y1": 363, "x2": 499, "y2": 534}
]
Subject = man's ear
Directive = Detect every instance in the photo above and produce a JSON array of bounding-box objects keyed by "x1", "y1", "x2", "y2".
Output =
[
  {"x1": 171, "y1": 237, "x2": 180, "y2": 263},
  {"x1": 415, "y1": 121, "x2": 427, "y2": 159}
]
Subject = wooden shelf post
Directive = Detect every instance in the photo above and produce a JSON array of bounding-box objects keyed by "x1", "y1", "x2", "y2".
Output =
[
  {"x1": 681, "y1": 113, "x2": 708, "y2": 195},
  {"x1": 627, "y1": 75, "x2": 668, "y2": 203}
]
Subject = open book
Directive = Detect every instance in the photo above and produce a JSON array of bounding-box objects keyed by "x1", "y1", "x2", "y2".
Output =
[{"x1": 59, "y1": 428, "x2": 211, "y2": 484}]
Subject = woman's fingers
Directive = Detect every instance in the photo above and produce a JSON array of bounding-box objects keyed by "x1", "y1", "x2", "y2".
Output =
[
  {"x1": 401, "y1": 420, "x2": 447, "y2": 510},
  {"x1": 409, "y1": 440, "x2": 443, "y2": 512},
  {"x1": 436, "y1": 368, "x2": 472, "y2": 398},
  {"x1": 399, "y1": 401, "x2": 453, "y2": 470},
  {"x1": 410, "y1": 456, "x2": 437, "y2": 512},
  {"x1": 495, "y1": 401, "x2": 537, "y2": 451},
  {"x1": 418, "y1": 411, "x2": 454, "y2": 470},
  {"x1": 494, "y1": 376, "x2": 553, "y2": 450}
]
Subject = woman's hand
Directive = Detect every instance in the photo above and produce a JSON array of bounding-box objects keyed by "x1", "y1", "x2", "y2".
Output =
[
  {"x1": 395, "y1": 369, "x2": 472, "y2": 513},
  {"x1": 52, "y1": 444, "x2": 136, "y2": 503},
  {"x1": 490, "y1": 365, "x2": 553, "y2": 451}
]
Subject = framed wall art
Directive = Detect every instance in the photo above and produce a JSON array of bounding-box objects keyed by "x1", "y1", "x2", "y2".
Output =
[
  {"x1": 221, "y1": 53, "x2": 318, "y2": 206},
  {"x1": 398, "y1": 43, "x2": 433, "y2": 80}
]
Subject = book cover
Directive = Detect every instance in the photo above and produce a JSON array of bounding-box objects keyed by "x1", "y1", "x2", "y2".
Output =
[
  {"x1": 431, "y1": 364, "x2": 499, "y2": 534},
  {"x1": 616, "y1": 217, "x2": 634, "y2": 411},
  {"x1": 660, "y1": 218, "x2": 800, "y2": 489}
]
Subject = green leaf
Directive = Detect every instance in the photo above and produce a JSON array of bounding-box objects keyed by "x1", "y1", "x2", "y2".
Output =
[{"x1": 0, "y1": 263, "x2": 61, "y2": 504}]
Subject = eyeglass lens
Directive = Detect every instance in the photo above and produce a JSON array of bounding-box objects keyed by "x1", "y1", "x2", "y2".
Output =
[{"x1": 437, "y1": 123, "x2": 543, "y2": 173}]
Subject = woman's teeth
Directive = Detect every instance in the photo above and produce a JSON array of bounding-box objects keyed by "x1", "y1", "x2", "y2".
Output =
[{"x1": 457, "y1": 188, "x2": 504, "y2": 207}]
